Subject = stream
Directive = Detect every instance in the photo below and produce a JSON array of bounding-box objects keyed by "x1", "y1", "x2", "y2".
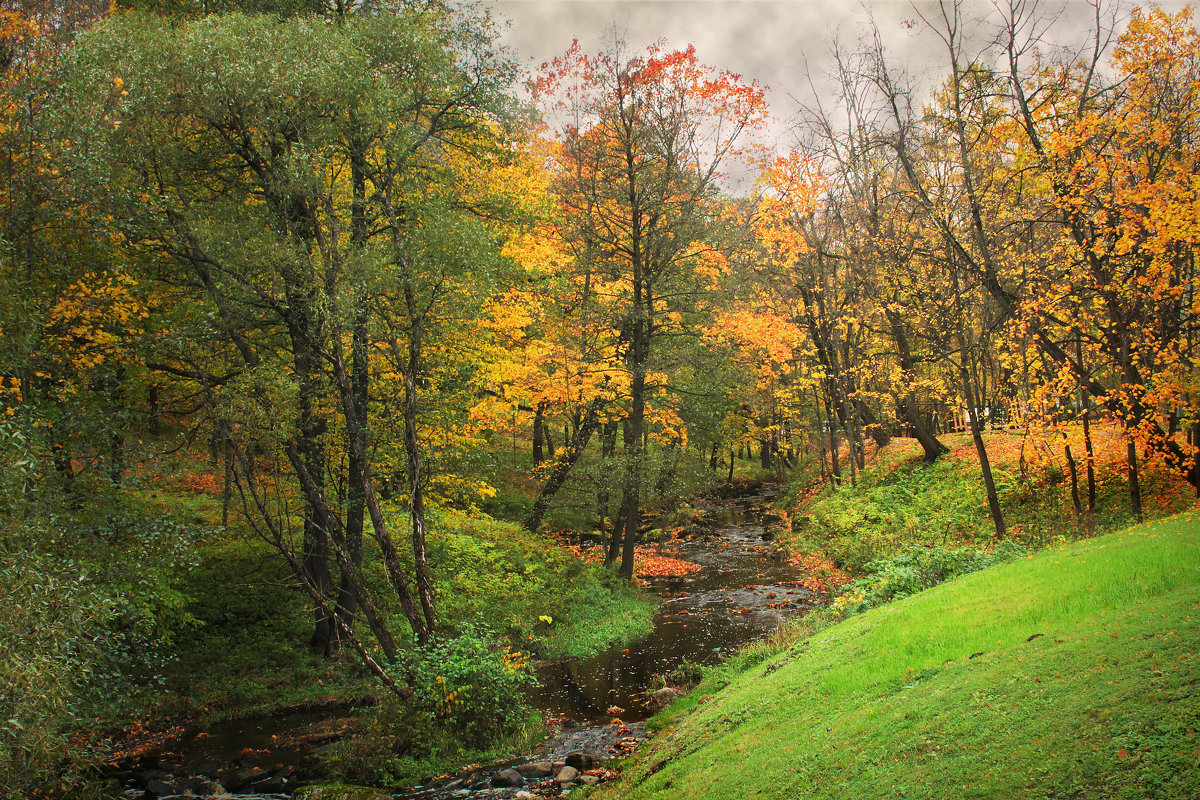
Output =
[
  {"x1": 528, "y1": 483, "x2": 812, "y2": 723},
  {"x1": 115, "y1": 483, "x2": 818, "y2": 800}
]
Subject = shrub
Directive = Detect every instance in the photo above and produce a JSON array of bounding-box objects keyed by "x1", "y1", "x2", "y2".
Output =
[
  {"x1": 830, "y1": 542, "x2": 1028, "y2": 618},
  {"x1": 326, "y1": 628, "x2": 540, "y2": 787},
  {"x1": 389, "y1": 627, "x2": 535, "y2": 747}
]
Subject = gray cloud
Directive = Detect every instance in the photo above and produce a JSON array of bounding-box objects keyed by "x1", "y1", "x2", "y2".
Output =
[{"x1": 490, "y1": 0, "x2": 1189, "y2": 146}]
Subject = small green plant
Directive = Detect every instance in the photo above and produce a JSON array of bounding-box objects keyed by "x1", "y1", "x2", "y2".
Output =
[{"x1": 651, "y1": 659, "x2": 705, "y2": 691}]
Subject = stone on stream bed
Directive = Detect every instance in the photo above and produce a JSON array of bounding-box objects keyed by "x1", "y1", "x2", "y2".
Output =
[
  {"x1": 564, "y1": 752, "x2": 600, "y2": 771},
  {"x1": 491, "y1": 768, "x2": 526, "y2": 788},
  {"x1": 513, "y1": 761, "x2": 554, "y2": 779},
  {"x1": 293, "y1": 785, "x2": 395, "y2": 800}
]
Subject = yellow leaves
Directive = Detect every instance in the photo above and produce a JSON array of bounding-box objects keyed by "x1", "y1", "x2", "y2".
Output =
[
  {"x1": 501, "y1": 647, "x2": 530, "y2": 672},
  {"x1": 752, "y1": 150, "x2": 824, "y2": 266},
  {"x1": 480, "y1": 289, "x2": 535, "y2": 335},
  {"x1": 646, "y1": 403, "x2": 688, "y2": 447},
  {"x1": 692, "y1": 248, "x2": 731, "y2": 289},
  {"x1": 706, "y1": 309, "x2": 804, "y2": 378},
  {"x1": 44, "y1": 271, "x2": 147, "y2": 374},
  {"x1": 501, "y1": 227, "x2": 571, "y2": 276}
]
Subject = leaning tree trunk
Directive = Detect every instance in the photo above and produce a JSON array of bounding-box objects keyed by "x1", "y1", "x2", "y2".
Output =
[
  {"x1": 886, "y1": 308, "x2": 947, "y2": 463},
  {"x1": 283, "y1": 297, "x2": 337, "y2": 657},
  {"x1": 402, "y1": 300, "x2": 437, "y2": 638},
  {"x1": 952, "y1": 273, "x2": 1006, "y2": 539},
  {"x1": 524, "y1": 398, "x2": 605, "y2": 533}
]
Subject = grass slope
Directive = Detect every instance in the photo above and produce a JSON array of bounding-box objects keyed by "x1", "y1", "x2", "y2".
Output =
[{"x1": 603, "y1": 512, "x2": 1200, "y2": 800}]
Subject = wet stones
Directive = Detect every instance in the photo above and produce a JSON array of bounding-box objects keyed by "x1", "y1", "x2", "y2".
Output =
[
  {"x1": 116, "y1": 758, "x2": 302, "y2": 799},
  {"x1": 491, "y1": 768, "x2": 526, "y2": 788},
  {"x1": 564, "y1": 751, "x2": 598, "y2": 771},
  {"x1": 513, "y1": 761, "x2": 554, "y2": 779},
  {"x1": 143, "y1": 778, "x2": 178, "y2": 797}
]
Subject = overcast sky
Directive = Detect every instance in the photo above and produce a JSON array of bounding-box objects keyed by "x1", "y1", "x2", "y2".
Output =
[{"x1": 489, "y1": 0, "x2": 1190, "y2": 144}]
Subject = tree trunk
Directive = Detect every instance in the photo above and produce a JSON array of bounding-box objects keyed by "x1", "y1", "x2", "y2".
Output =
[
  {"x1": 148, "y1": 383, "x2": 161, "y2": 436},
  {"x1": 885, "y1": 308, "x2": 947, "y2": 462},
  {"x1": 335, "y1": 306, "x2": 369, "y2": 651},
  {"x1": 620, "y1": 373, "x2": 645, "y2": 580},
  {"x1": 953, "y1": 271, "x2": 1006, "y2": 539},
  {"x1": 524, "y1": 398, "x2": 605, "y2": 533},
  {"x1": 1064, "y1": 440, "x2": 1082, "y2": 516},
  {"x1": 813, "y1": 387, "x2": 829, "y2": 481},
  {"x1": 402, "y1": 307, "x2": 437, "y2": 637},
  {"x1": 620, "y1": 306, "x2": 648, "y2": 580},
  {"x1": 1081, "y1": 397, "x2": 1097, "y2": 514},
  {"x1": 285, "y1": 302, "x2": 337, "y2": 657},
  {"x1": 532, "y1": 401, "x2": 546, "y2": 465},
  {"x1": 855, "y1": 399, "x2": 891, "y2": 448},
  {"x1": 222, "y1": 431, "x2": 230, "y2": 532},
  {"x1": 1127, "y1": 439, "x2": 1144, "y2": 523},
  {"x1": 598, "y1": 418, "x2": 618, "y2": 547}
]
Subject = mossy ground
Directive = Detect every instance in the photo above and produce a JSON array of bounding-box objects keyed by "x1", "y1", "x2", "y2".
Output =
[{"x1": 598, "y1": 512, "x2": 1200, "y2": 800}]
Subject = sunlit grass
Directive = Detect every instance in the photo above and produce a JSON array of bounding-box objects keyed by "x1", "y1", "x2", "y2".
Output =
[{"x1": 604, "y1": 512, "x2": 1200, "y2": 800}]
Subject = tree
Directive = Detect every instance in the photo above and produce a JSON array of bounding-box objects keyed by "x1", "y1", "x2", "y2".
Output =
[
  {"x1": 1002, "y1": 3, "x2": 1200, "y2": 493},
  {"x1": 536, "y1": 39, "x2": 768, "y2": 577},
  {"x1": 71, "y1": 7, "x2": 520, "y2": 666}
]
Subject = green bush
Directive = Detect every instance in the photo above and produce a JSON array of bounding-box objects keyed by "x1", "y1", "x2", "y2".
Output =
[
  {"x1": 390, "y1": 627, "x2": 535, "y2": 747},
  {"x1": 325, "y1": 628, "x2": 541, "y2": 787},
  {"x1": 0, "y1": 544, "x2": 112, "y2": 799},
  {"x1": 830, "y1": 542, "x2": 1028, "y2": 617}
]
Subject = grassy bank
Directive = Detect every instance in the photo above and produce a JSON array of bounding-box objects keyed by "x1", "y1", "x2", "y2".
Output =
[
  {"x1": 599, "y1": 511, "x2": 1200, "y2": 799},
  {"x1": 779, "y1": 430, "x2": 1195, "y2": 574}
]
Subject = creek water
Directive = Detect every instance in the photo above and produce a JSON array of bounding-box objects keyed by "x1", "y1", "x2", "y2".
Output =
[
  {"x1": 528, "y1": 484, "x2": 813, "y2": 723},
  {"x1": 124, "y1": 483, "x2": 816, "y2": 798}
]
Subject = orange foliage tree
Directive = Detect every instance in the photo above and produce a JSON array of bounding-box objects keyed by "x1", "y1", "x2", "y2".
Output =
[{"x1": 535, "y1": 39, "x2": 769, "y2": 576}]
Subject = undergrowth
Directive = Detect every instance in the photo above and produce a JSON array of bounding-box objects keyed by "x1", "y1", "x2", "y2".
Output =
[{"x1": 779, "y1": 430, "x2": 1196, "y2": 573}]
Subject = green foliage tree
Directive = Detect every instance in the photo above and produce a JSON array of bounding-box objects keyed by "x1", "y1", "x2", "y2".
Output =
[{"x1": 68, "y1": 7, "x2": 520, "y2": 669}]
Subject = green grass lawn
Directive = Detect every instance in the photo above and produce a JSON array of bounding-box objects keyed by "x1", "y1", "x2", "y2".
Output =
[{"x1": 602, "y1": 512, "x2": 1200, "y2": 800}]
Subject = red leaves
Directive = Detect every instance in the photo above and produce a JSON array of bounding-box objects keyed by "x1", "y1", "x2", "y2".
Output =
[
  {"x1": 559, "y1": 542, "x2": 700, "y2": 579},
  {"x1": 634, "y1": 550, "x2": 702, "y2": 579},
  {"x1": 787, "y1": 551, "x2": 851, "y2": 594}
]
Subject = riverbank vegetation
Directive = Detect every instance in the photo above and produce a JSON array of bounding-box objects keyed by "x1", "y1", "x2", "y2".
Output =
[{"x1": 2, "y1": 0, "x2": 1199, "y2": 796}]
